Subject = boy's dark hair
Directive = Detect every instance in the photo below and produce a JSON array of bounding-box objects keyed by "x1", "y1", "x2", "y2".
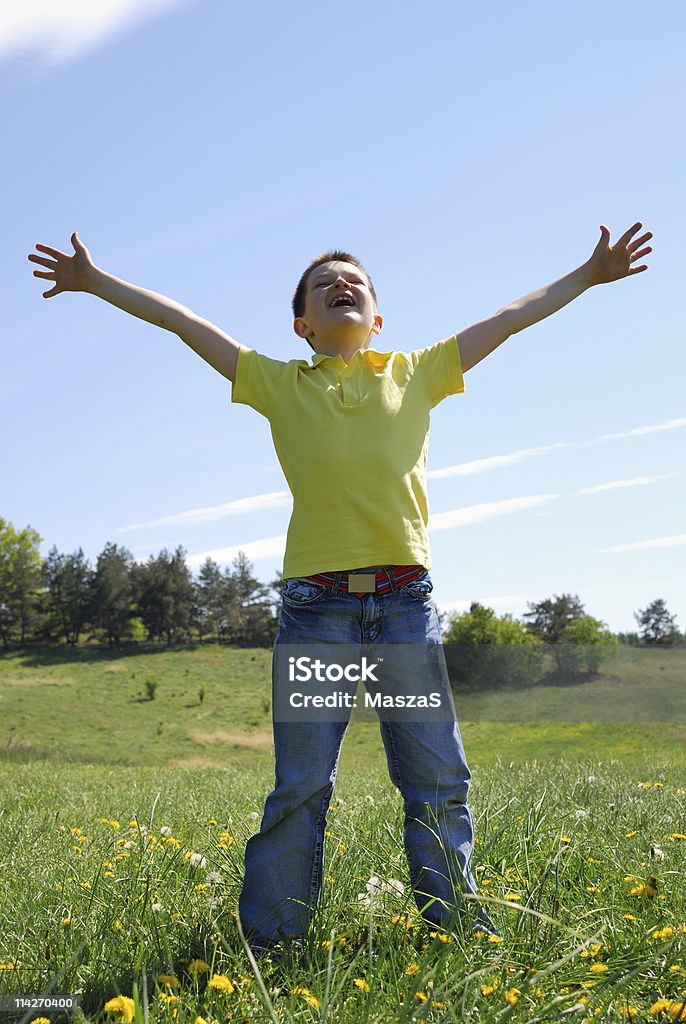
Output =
[{"x1": 292, "y1": 250, "x2": 378, "y2": 351}]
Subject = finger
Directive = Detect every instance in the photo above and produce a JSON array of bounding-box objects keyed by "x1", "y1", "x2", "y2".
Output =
[
  {"x1": 35, "y1": 242, "x2": 68, "y2": 259},
  {"x1": 630, "y1": 246, "x2": 652, "y2": 260},
  {"x1": 628, "y1": 232, "x2": 653, "y2": 252},
  {"x1": 42, "y1": 285, "x2": 61, "y2": 298},
  {"x1": 627, "y1": 265, "x2": 648, "y2": 275},
  {"x1": 33, "y1": 270, "x2": 56, "y2": 279},
  {"x1": 618, "y1": 221, "x2": 643, "y2": 245},
  {"x1": 28, "y1": 254, "x2": 57, "y2": 268}
]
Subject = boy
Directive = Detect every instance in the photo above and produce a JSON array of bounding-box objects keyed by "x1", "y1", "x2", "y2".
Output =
[{"x1": 28, "y1": 223, "x2": 652, "y2": 955}]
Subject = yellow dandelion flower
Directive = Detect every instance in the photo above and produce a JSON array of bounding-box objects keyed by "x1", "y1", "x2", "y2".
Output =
[
  {"x1": 580, "y1": 980, "x2": 598, "y2": 988},
  {"x1": 405, "y1": 965, "x2": 420, "y2": 975},
  {"x1": 158, "y1": 974, "x2": 180, "y2": 989},
  {"x1": 188, "y1": 960, "x2": 210, "y2": 974},
  {"x1": 581, "y1": 943, "x2": 603, "y2": 958},
  {"x1": 208, "y1": 818, "x2": 217, "y2": 825},
  {"x1": 320, "y1": 939, "x2": 333, "y2": 950},
  {"x1": 194, "y1": 883, "x2": 208, "y2": 892},
  {"x1": 586, "y1": 885, "x2": 600, "y2": 893},
  {"x1": 415, "y1": 992, "x2": 428, "y2": 1003},
  {"x1": 207, "y1": 974, "x2": 234, "y2": 994},
  {"x1": 652, "y1": 926, "x2": 675, "y2": 940},
  {"x1": 532, "y1": 986, "x2": 545, "y2": 998},
  {"x1": 650, "y1": 998, "x2": 672, "y2": 1015},
  {"x1": 292, "y1": 987, "x2": 320, "y2": 1008},
  {"x1": 624, "y1": 913, "x2": 638, "y2": 921},
  {"x1": 434, "y1": 1001, "x2": 446, "y2": 1009},
  {"x1": 625, "y1": 831, "x2": 638, "y2": 838},
  {"x1": 0, "y1": 962, "x2": 20, "y2": 970},
  {"x1": 505, "y1": 988, "x2": 520, "y2": 1004},
  {"x1": 619, "y1": 1007, "x2": 639, "y2": 1019},
  {"x1": 560, "y1": 836, "x2": 571, "y2": 843},
  {"x1": 324, "y1": 874, "x2": 334, "y2": 884},
  {"x1": 112, "y1": 920, "x2": 123, "y2": 932},
  {"x1": 629, "y1": 878, "x2": 658, "y2": 898},
  {"x1": 481, "y1": 982, "x2": 500, "y2": 996},
  {"x1": 668, "y1": 965, "x2": 684, "y2": 972},
  {"x1": 158, "y1": 994, "x2": 178, "y2": 1005},
  {"x1": 194, "y1": 1017, "x2": 209, "y2": 1024},
  {"x1": 104, "y1": 996, "x2": 136, "y2": 1023},
  {"x1": 504, "y1": 891, "x2": 522, "y2": 901},
  {"x1": 31, "y1": 1018, "x2": 52, "y2": 1024},
  {"x1": 671, "y1": 833, "x2": 686, "y2": 840},
  {"x1": 62, "y1": 917, "x2": 72, "y2": 927},
  {"x1": 668, "y1": 1002, "x2": 686, "y2": 1022},
  {"x1": 488, "y1": 933, "x2": 504, "y2": 943},
  {"x1": 590, "y1": 963, "x2": 609, "y2": 973},
  {"x1": 354, "y1": 978, "x2": 370, "y2": 992}
]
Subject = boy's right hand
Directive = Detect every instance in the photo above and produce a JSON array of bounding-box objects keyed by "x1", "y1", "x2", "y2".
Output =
[{"x1": 28, "y1": 231, "x2": 97, "y2": 298}]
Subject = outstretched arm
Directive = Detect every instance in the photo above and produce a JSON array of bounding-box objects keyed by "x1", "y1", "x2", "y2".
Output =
[
  {"x1": 455, "y1": 222, "x2": 653, "y2": 373},
  {"x1": 28, "y1": 233, "x2": 241, "y2": 382}
]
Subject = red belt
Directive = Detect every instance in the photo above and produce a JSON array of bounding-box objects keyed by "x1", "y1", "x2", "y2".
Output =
[{"x1": 302, "y1": 565, "x2": 426, "y2": 596}]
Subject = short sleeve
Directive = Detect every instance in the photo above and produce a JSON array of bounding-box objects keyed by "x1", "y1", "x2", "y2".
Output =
[
  {"x1": 408, "y1": 335, "x2": 466, "y2": 408},
  {"x1": 230, "y1": 345, "x2": 289, "y2": 419}
]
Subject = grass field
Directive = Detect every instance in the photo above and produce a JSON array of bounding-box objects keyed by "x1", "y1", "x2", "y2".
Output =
[
  {"x1": 1, "y1": 644, "x2": 685, "y2": 775},
  {"x1": 1, "y1": 644, "x2": 685, "y2": 1022}
]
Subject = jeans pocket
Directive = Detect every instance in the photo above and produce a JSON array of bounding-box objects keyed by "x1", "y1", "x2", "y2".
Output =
[
  {"x1": 282, "y1": 577, "x2": 330, "y2": 607},
  {"x1": 399, "y1": 571, "x2": 434, "y2": 600}
]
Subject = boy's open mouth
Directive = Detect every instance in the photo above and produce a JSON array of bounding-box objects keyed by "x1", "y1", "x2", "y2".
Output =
[{"x1": 329, "y1": 293, "x2": 356, "y2": 308}]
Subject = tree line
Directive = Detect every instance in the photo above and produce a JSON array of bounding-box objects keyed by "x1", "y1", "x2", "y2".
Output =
[
  {"x1": 0, "y1": 517, "x2": 682, "y2": 654},
  {"x1": 0, "y1": 517, "x2": 282, "y2": 648}
]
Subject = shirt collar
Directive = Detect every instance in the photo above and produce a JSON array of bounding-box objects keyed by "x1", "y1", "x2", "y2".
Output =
[{"x1": 309, "y1": 347, "x2": 391, "y2": 368}]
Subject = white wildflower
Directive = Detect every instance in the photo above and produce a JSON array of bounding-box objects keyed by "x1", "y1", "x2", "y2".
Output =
[
  {"x1": 357, "y1": 875, "x2": 405, "y2": 907},
  {"x1": 586, "y1": 775, "x2": 596, "y2": 784},
  {"x1": 160, "y1": 826, "x2": 172, "y2": 836},
  {"x1": 249, "y1": 811, "x2": 260, "y2": 821},
  {"x1": 575, "y1": 809, "x2": 589, "y2": 821},
  {"x1": 207, "y1": 870, "x2": 223, "y2": 885},
  {"x1": 650, "y1": 843, "x2": 665, "y2": 861},
  {"x1": 151, "y1": 902, "x2": 164, "y2": 913},
  {"x1": 189, "y1": 853, "x2": 207, "y2": 869}
]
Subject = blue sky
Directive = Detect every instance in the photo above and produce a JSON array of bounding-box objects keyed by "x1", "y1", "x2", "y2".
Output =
[{"x1": 4, "y1": 0, "x2": 684, "y2": 634}]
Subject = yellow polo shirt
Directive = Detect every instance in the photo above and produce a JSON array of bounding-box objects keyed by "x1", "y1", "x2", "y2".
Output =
[{"x1": 230, "y1": 335, "x2": 465, "y2": 578}]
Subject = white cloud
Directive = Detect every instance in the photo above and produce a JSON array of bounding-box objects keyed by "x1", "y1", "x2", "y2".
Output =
[
  {"x1": 575, "y1": 473, "x2": 679, "y2": 495},
  {"x1": 597, "y1": 417, "x2": 686, "y2": 442},
  {"x1": 119, "y1": 491, "x2": 291, "y2": 532},
  {"x1": 185, "y1": 534, "x2": 287, "y2": 570},
  {"x1": 598, "y1": 533, "x2": 686, "y2": 554},
  {"x1": 0, "y1": 0, "x2": 194, "y2": 65},
  {"x1": 428, "y1": 417, "x2": 686, "y2": 481},
  {"x1": 429, "y1": 494, "x2": 558, "y2": 531},
  {"x1": 428, "y1": 442, "x2": 571, "y2": 479}
]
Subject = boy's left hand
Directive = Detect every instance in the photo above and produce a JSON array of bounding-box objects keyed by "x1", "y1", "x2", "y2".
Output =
[{"x1": 585, "y1": 221, "x2": 652, "y2": 285}]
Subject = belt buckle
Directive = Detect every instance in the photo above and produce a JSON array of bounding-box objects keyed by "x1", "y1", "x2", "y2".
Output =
[{"x1": 347, "y1": 572, "x2": 376, "y2": 593}]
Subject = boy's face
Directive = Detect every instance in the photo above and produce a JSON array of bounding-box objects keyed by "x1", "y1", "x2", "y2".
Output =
[{"x1": 294, "y1": 260, "x2": 383, "y2": 356}]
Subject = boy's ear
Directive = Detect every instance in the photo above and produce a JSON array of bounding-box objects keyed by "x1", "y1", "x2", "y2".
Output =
[
  {"x1": 293, "y1": 317, "x2": 310, "y2": 340},
  {"x1": 372, "y1": 314, "x2": 383, "y2": 333}
]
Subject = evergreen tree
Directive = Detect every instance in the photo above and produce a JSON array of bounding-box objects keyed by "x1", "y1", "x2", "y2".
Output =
[{"x1": 634, "y1": 598, "x2": 680, "y2": 645}]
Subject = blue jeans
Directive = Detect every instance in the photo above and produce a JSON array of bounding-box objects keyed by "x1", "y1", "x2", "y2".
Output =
[{"x1": 238, "y1": 568, "x2": 498, "y2": 950}]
